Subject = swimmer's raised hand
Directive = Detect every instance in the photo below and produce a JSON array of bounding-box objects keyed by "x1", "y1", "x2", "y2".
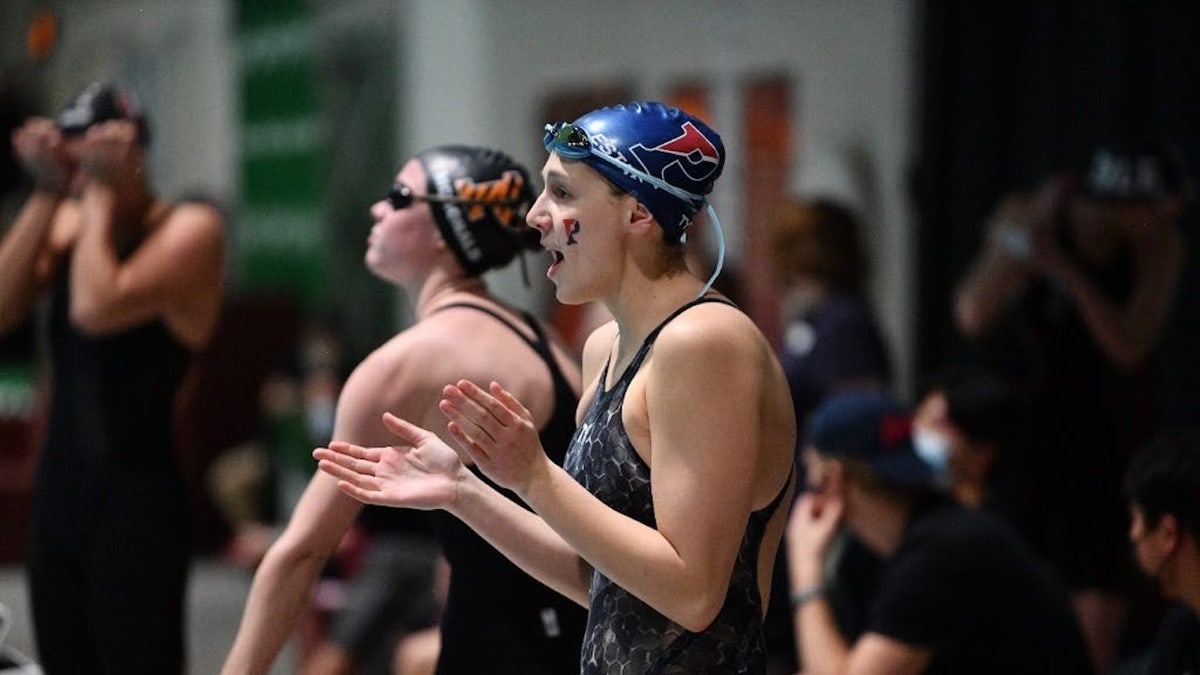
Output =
[{"x1": 439, "y1": 379, "x2": 552, "y2": 497}]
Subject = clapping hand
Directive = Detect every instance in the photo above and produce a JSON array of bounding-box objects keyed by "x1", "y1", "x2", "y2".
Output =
[
  {"x1": 439, "y1": 380, "x2": 551, "y2": 496},
  {"x1": 314, "y1": 412, "x2": 467, "y2": 510}
]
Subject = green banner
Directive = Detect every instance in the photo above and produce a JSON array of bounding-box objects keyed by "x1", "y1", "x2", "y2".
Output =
[{"x1": 234, "y1": 0, "x2": 327, "y2": 306}]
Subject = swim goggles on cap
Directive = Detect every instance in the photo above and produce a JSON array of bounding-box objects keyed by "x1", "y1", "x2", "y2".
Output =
[{"x1": 543, "y1": 122, "x2": 726, "y2": 298}]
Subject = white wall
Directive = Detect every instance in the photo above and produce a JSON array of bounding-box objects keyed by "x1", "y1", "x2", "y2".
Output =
[
  {"x1": 30, "y1": 0, "x2": 918, "y2": 394},
  {"x1": 40, "y1": 0, "x2": 236, "y2": 205},
  {"x1": 404, "y1": 0, "x2": 919, "y2": 395}
]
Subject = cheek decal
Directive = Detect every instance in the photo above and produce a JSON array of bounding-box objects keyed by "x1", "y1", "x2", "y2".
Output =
[{"x1": 565, "y1": 218, "x2": 581, "y2": 245}]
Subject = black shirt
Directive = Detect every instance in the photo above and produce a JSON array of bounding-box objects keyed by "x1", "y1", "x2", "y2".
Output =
[
  {"x1": 1147, "y1": 603, "x2": 1200, "y2": 675},
  {"x1": 869, "y1": 494, "x2": 1093, "y2": 675}
]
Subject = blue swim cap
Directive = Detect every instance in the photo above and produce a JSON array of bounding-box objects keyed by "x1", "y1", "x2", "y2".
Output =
[{"x1": 545, "y1": 101, "x2": 725, "y2": 243}]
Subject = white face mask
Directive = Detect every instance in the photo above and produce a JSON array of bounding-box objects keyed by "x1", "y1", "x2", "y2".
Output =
[{"x1": 912, "y1": 427, "x2": 952, "y2": 485}]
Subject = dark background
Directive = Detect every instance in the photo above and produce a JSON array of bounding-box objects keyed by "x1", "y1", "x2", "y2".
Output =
[{"x1": 914, "y1": 0, "x2": 1200, "y2": 429}]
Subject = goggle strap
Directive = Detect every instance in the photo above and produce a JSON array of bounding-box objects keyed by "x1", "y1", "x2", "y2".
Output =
[
  {"x1": 584, "y1": 148, "x2": 705, "y2": 204},
  {"x1": 696, "y1": 203, "x2": 725, "y2": 299}
]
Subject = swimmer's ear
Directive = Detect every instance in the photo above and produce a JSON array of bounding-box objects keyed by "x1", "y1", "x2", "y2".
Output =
[{"x1": 627, "y1": 200, "x2": 655, "y2": 234}]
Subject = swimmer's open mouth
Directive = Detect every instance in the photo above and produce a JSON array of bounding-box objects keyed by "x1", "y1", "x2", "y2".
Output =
[{"x1": 547, "y1": 250, "x2": 564, "y2": 277}]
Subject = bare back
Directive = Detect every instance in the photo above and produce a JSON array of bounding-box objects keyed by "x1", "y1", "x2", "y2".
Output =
[{"x1": 350, "y1": 297, "x2": 581, "y2": 453}]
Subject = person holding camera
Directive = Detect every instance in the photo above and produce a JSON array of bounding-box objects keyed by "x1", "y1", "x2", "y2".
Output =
[{"x1": 953, "y1": 142, "x2": 1190, "y2": 674}]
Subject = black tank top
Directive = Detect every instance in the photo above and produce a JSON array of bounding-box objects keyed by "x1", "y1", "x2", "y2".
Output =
[
  {"x1": 428, "y1": 303, "x2": 588, "y2": 674},
  {"x1": 36, "y1": 250, "x2": 193, "y2": 538},
  {"x1": 563, "y1": 296, "x2": 792, "y2": 675}
]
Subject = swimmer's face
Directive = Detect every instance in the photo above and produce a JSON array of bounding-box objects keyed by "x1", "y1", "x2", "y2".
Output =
[
  {"x1": 527, "y1": 152, "x2": 634, "y2": 305},
  {"x1": 366, "y1": 159, "x2": 444, "y2": 284}
]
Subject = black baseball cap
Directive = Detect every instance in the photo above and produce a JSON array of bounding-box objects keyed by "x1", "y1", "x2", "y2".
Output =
[{"x1": 1080, "y1": 141, "x2": 1190, "y2": 203}]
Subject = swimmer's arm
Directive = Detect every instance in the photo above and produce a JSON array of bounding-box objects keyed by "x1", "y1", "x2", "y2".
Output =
[
  {"x1": 224, "y1": 349, "x2": 422, "y2": 674},
  {"x1": 451, "y1": 316, "x2": 602, "y2": 606},
  {"x1": 0, "y1": 192, "x2": 70, "y2": 334},
  {"x1": 516, "y1": 315, "x2": 771, "y2": 631},
  {"x1": 0, "y1": 118, "x2": 72, "y2": 333},
  {"x1": 1052, "y1": 228, "x2": 1184, "y2": 370},
  {"x1": 222, "y1": 471, "x2": 363, "y2": 675},
  {"x1": 450, "y1": 473, "x2": 594, "y2": 607},
  {"x1": 69, "y1": 188, "x2": 222, "y2": 337}
]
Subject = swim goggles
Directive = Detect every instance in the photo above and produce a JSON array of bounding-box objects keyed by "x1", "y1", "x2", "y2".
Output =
[{"x1": 386, "y1": 182, "x2": 524, "y2": 211}]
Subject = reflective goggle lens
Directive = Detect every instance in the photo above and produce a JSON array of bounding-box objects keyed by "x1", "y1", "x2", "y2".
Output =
[
  {"x1": 543, "y1": 123, "x2": 593, "y2": 159},
  {"x1": 387, "y1": 184, "x2": 419, "y2": 210}
]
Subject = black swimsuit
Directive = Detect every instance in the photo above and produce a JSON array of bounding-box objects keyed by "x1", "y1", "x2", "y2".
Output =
[
  {"x1": 563, "y1": 296, "x2": 792, "y2": 675},
  {"x1": 28, "y1": 249, "x2": 193, "y2": 674},
  {"x1": 428, "y1": 303, "x2": 588, "y2": 674}
]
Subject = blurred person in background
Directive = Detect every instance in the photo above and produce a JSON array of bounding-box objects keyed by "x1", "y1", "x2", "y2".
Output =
[
  {"x1": 767, "y1": 197, "x2": 892, "y2": 439},
  {"x1": 222, "y1": 144, "x2": 587, "y2": 675},
  {"x1": 910, "y1": 365, "x2": 1020, "y2": 519},
  {"x1": 1122, "y1": 431, "x2": 1200, "y2": 675},
  {"x1": 954, "y1": 141, "x2": 1190, "y2": 673},
  {"x1": 762, "y1": 196, "x2": 892, "y2": 673},
  {"x1": 787, "y1": 390, "x2": 1093, "y2": 675},
  {"x1": 0, "y1": 80, "x2": 224, "y2": 673}
]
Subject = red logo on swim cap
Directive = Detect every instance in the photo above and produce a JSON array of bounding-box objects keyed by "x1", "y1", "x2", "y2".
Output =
[
  {"x1": 656, "y1": 122, "x2": 720, "y2": 166},
  {"x1": 630, "y1": 121, "x2": 721, "y2": 185}
]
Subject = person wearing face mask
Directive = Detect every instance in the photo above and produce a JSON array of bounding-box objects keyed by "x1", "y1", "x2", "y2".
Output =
[
  {"x1": 786, "y1": 390, "x2": 1093, "y2": 675},
  {"x1": 1122, "y1": 432, "x2": 1200, "y2": 675},
  {"x1": 910, "y1": 366, "x2": 1020, "y2": 518}
]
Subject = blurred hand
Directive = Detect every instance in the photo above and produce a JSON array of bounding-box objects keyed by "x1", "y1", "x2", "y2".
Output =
[
  {"x1": 1025, "y1": 175, "x2": 1074, "y2": 276},
  {"x1": 314, "y1": 412, "x2": 466, "y2": 509},
  {"x1": 439, "y1": 380, "x2": 551, "y2": 496},
  {"x1": 786, "y1": 491, "x2": 844, "y2": 587},
  {"x1": 11, "y1": 117, "x2": 70, "y2": 191},
  {"x1": 77, "y1": 120, "x2": 140, "y2": 186}
]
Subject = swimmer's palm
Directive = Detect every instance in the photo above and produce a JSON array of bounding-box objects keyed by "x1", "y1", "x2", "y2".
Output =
[{"x1": 314, "y1": 413, "x2": 464, "y2": 510}]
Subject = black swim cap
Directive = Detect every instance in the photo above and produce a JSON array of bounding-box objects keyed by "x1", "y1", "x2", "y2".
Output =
[
  {"x1": 417, "y1": 145, "x2": 538, "y2": 276},
  {"x1": 56, "y1": 81, "x2": 150, "y2": 146}
]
